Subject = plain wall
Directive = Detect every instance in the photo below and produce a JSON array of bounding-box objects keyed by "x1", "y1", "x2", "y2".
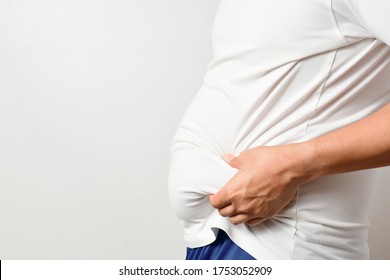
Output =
[{"x1": 0, "y1": 0, "x2": 388, "y2": 259}]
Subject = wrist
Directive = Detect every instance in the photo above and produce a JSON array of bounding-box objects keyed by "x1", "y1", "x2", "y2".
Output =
[{"x1": 289, "y1": 141, "x2": 323, "y2": 184}]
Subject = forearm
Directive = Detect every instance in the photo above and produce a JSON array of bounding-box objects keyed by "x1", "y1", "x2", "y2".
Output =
[
  {"x1": 210, "y1": 103, "x2": 390, "y2": 225},
  {"x1": 303, "y1": 102, "x2": 390, "y2": 179}
]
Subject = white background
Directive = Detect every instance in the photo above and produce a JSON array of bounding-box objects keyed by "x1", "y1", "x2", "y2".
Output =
[
  {"x1": 2, "y1": 260, "x2": 390, "y2": 280},
  {"x1": 0, "y1": 0, "x2": 389, "y2": 259}
]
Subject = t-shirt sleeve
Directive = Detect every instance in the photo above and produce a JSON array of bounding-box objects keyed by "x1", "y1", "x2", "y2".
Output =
[{"x1": 332, "y1": 0, "x2": 390, "y2": 46}]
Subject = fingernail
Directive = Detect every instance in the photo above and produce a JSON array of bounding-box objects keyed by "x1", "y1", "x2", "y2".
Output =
[{"x1": 222, "y1": 153, "x2": 235, "y2": 162}]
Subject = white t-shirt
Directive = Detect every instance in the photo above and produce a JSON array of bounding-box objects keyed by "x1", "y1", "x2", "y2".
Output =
[{"x1": 168, "y1": 0, "x2": 390, "y2": 259}]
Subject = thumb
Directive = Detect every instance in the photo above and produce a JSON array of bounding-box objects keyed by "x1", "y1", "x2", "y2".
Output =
[
  {"x1": 222, "y1": 153, "x2": 240, "y2": 169},
  {"x1": 209, "y1": 190, "x2": 229, "y2": 209}
]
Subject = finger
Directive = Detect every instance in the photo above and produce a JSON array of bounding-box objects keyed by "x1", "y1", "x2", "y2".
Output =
[
  {"x1": 229, "y1": 213, "x2": 252, "y2": 225},
  {"x1": 209, "y1": 171, "x2": 242, "y2": 209},
  {"x1": 222, "y1": 153, "x2": 236, "y2": 162},
  {"x1": 217, "y1": 204, "x2": 236, "y2": 217},
  {"x1": 222, "y1": 153, "x2": 241, "y2": 169},
  {"x1": 209, "y1": 193, "x2": 230, "y2": 209}
]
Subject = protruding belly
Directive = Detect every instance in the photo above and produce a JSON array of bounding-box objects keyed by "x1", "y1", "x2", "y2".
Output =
[{"x1": 168, "y1": 125, "x2": 237, "y2": 221}]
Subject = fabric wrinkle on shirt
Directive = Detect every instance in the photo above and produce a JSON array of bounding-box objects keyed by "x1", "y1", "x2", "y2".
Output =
[{"x1": 168, "y1": 0, "x2": 390, "y2": 259}]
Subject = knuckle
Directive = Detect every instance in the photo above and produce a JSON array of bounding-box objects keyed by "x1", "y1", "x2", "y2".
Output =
[
  {"x1": 226, "y1": 189, "x2": 238, "y2": 203},
  {"x1": 230, "y1": 217, "x2": 240, "y2": 225},
  {"x1": 237, "y1": 203, "x2": 249, "y2": 213},
  {"x1": 218, "y1": 209, "x2": 226, "y2": 217},
  {"x1": 229, "y1": 204, "x2": 237, "y2": 214}
]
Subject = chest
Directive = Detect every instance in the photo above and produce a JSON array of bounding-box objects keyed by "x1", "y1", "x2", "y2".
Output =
[{"x1": 211, "y1": 0, "x2": 346, "y2": 60}]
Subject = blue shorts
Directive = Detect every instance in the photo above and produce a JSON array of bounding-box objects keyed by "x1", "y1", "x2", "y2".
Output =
[{"x1": 186, "y1": 230, "x2": 256, "y2": 260}]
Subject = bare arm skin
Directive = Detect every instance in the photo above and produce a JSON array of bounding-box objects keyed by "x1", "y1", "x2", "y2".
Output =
[{"x1": 209, "y1": 102, "x2": 390, "y2": 226}]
